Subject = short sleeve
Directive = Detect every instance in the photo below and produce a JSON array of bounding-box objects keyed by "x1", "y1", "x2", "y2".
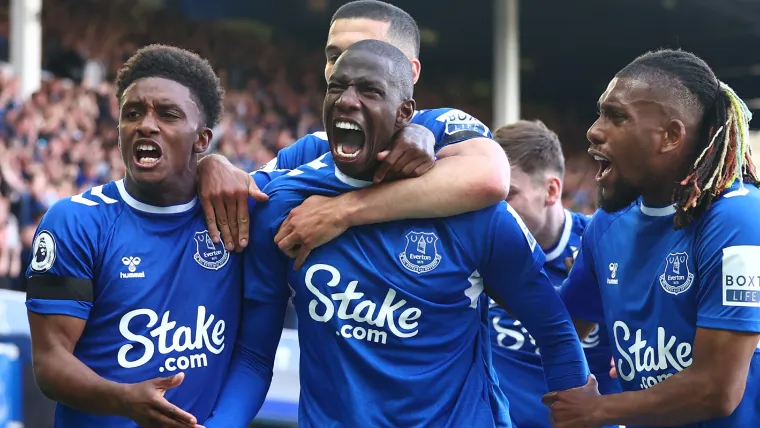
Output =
[
  {"x1": 25, "y1": 200, "x2": 97, "y2": 320},
  {"x1": 243, "y1": 193, "x2": 300, "y2": 304},
  {"x1": 559, "y1": 228, "x2": 605, "y2": 324},
  {"x1": 695, "y1": 191, "x2": 760, "y2": 333},
  {"x1": 415, "y1": 108, "x2": 492, "y2": 152},
  {"x1": 266, "y1": 133, "x2": 330, "y2": 171}
]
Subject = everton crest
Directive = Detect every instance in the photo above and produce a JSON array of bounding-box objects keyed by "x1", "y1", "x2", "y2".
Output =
[
  {"x1": 399, "y1": 231, "x2": 442, "y2": 274},
  {"x1": 193, "y1": 231, "x2": 229, "y2": 271},
  {"x1": 659, "y1": 252, "x2": 694, "y2": 295}
]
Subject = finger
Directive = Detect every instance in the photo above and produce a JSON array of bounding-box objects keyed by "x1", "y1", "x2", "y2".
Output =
[
  {"x1": 235, "y1": 188, "x2": 250, "y2": 251},
  {"x1": 200, "y1": 198, "x2": 221, "y2": 245},
  {"x1": 216, "y1": 198, "x2": 235, "y2": 252},
  {"x1": 388, "y1": 150, "x2": 419, "y2": 176},
  {"x1": 412, "y1": 159, "x2": 435, "y2": 177},
  {"x1": 293, "y1": 246, "x2": 312, "y2": 271},
  {"x1": 400, "y1": 157, "x2": 428, "y2": 178},
  {"x1": 248, "y1": 175, "x2": 269, "y2": 202},
  {"x1": 154, "y1": 372, "x2": 185, "y2": 392},
  {"x1": 374, "y1": 149, "x2": 403, "y2": 183},
  {"x1": 151, "y1": 398, "x2": 197, "y2": 426},
  {"x1": 274, "y1": 215, "x2": 293, "y2": 246},
  {"x1": 225, "y1": 197, "x2": 240, "y2": 252}
]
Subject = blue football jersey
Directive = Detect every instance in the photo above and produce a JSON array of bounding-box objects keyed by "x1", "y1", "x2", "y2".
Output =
[
  {"x1": 490, "y1": 210, "x2": 621, "y2": 428},
  {"x1": 25, "y1": 179, "x2": 249, "y2": 427},
  {"x1": 260, "y1": 108, "x2": 492, "y2": 171},
  {"x1": 561, "y1": 183, "x2": 760, "y2": 428},
  {"x1": 246, "y1": 153, "x2": 589, "y2": 428}
]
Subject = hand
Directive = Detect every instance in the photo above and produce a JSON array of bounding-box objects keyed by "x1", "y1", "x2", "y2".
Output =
[
  {"x1": 198, "y1": 155, "x2": 268, "y2": 252},
  {"x1": 373, "y1": 124, "x2": 435, "y2": 183},
  {"x1": 120, "y1": 373, "x2": 201, "y2": 428},
  {"x1": 610, "y1": 357, "x2": 617, "y2": 379},
  {"x1": 274, "y1": 194, "x2": 349, "y2": 270},
  {"x1": 542, "y1": 375, "x2": 602, "y2": 428}
]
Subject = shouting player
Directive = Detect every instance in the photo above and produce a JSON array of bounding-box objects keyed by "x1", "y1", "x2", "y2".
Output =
[
  {"x1": 204, "y1": 39, "x2": 594, "y2": 428},
  {"x1": 25, "y1": 45, "x2": 244, "y2": 428},
  {"x1": 490, "y1": 121, "x2": 621, "y2": 428},
  {"x1": 548, "y1": 49, "x2": 760, "y2": 427},
  {"x1": 197, "y1": 0, "x2": 509, "y2": 263}
]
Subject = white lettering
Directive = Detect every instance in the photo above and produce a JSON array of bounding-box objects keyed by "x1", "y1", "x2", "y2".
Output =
[
  {"x1": 306, "y1": 264, "x2": 421, "y2": 342},
  {"x1": 613, "y1": 320, "x2": 692, "y2": 384},
  {"x1": 117, "y1": 306, "x2": 226, "y2": 370}
]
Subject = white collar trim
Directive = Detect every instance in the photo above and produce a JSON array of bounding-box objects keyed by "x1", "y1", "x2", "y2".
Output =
[
  {"x1": 116, "y1": 179, "x2": 197, "y2": 214},
  {"x1": 640, "y1": 202, "x2": 676, "y2": 217},
  {"x1": 545, "y1": 209, "x2": 573, "y2": 261},
  {"x1": 334, "y1": 167, "x2": 373, "y2": 188}
]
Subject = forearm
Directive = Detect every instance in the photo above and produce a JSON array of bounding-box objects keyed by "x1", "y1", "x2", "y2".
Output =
[
  {"x1": 34, "y1": 350, "x2": 127, "y2": 416},
  {"x1": 344, "y1": 154, "x2": 507, "y2": 226},
  {"x1": 205, "y1": 300, "x2": 286, "y2": 427},
  {"x1": 595, "y1": 368, "x2": 728, "y2": 426}
]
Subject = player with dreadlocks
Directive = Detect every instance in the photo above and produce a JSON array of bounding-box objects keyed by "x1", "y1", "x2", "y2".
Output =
[{"x1": 546, "y1": 49, "x2": 760, "y2": 428}]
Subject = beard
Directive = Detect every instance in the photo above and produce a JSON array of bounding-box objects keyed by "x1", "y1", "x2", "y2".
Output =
[{"x1": 597, "y1": 178, "x2": 641, "y2": 213}]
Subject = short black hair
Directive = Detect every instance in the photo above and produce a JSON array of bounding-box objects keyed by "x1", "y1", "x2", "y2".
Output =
[
  {"x1": 331, "y1": 0, "x2": 420, "y2": 59},
  {"x1": 115, "y1": 44, "x2": 224, "y2": 128},
  {"x1": 617, "y1": 49, "x2": 758, "y2": 229},
  {"x1": 493, "y1": 120, "x2": 565, "y2": 178},
  {"x1": 340, "y1": 39, "x2": 413, "y2": 101}
]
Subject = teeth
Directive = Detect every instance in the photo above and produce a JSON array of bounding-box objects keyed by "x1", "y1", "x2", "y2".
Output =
[
  {"x1": 337, "y1": 144, "x2": 361, "y2": 158},
  {"x1": 335, "y1": 121, "x2": 361, "y2": 131},
  {"x1": 137, "y1": 144, "x2": 157, "y2": 151},
  {"x1": 138, "y1": 157, "x2": 158, "y2": 164},
  {"x1": 593, "y1": 155, "x2": 607, "y2": 162}
]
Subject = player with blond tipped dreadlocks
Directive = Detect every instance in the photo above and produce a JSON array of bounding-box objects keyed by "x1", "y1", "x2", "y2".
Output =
[{"x1": 544, "y1": 49, "x2": 760, "y2": 428}]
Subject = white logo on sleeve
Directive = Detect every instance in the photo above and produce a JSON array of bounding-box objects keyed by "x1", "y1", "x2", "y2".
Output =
[
  {"x1": 722, "y1": 245, "x2": 760, "y2": 307},
  {"x1": 607, "y1": 262, "x2": 619, "y2": 285},
  {"x1": 30, "y1": 231, "x2": 56, "y2": 273}
]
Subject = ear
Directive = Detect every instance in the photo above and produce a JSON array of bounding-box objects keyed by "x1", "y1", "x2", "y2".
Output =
[
  {"x1": 660, "y1": 118, "x2": 686, "y2": 154},
  {"x1": 545, "y1": 175, "x2": 563, "y2": 206},
  {"x1": 409, "y1": 58, "x2": 421, "y2": 84},
  {"x1": 194, "y1": 128, "x2": 213, "y2": 154},
  {"x1": 396, "y1": 98, "x2": 416, "y2": 128}
]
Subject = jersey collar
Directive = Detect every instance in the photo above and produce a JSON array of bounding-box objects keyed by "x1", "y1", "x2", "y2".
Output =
[
  {"x1": 639, "y1": 201, "x2": 676, "y2": 217},
  {"x1": 545, "y1": 209, "x2": 573, "y2": 261},
  {"x1": 334, "y1": 166, "x2": 373, "y2": 188},
  {"x1": 116, "y1": 179, "x2": 198, "y2": 215}
]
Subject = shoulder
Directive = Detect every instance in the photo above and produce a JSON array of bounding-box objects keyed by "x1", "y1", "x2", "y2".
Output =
[
  {"x1": 583, "y1": 205, "x2": 635, "y2": 243},
  {"x1": 695, "y1": 183, "x2": 760, "y2": 243},
  {"x1": 41, "y1": 181, "x2": 123, "y2": 232},
  {"x1": 412, "y1": 107, "x2": 491, "y2": 139},
  {"x1": 569, "y1": 210, "x2": 592, "y2": 235}
]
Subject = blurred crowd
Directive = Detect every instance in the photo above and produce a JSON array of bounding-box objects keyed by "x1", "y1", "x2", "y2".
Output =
[{"x1": 0, "y1": 0, "x2": 597, "y2": 290}]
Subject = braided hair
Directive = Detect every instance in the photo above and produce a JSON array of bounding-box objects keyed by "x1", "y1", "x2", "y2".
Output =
[{"x1": 617, "y1": 49, "x2": 758, "y2": 229}]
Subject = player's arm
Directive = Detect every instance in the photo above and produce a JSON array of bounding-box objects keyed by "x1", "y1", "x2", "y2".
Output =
[
  {"x1": 588, "y1": 205, "x2": 760, "y2": 426},
  {"x1": 480, "y1": 204, "x2": 590, "y2": 392},
  {"x1": 557, "y1": 233, "x2": 606, "y2": 340},
  {"x1": 203, "y1": 198, "x2": 293, "y2": 428}
]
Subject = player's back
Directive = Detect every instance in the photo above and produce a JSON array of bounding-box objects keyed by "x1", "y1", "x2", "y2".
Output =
[
  {"x1": 563, "y1": 183, "x2": 760, "y2": 428},
  {"x1": 26, "y1": 180, "x2": 242, "y2": 427},
  {"x1": 258, "y1": 154, "x2": 523, "y2": 427},
  {"x1": 489, "y1": 210, "x2": 620, "y2": 427}
]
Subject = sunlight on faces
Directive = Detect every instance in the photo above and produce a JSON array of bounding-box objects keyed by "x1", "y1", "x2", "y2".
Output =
[
  {"x1": 118, "y1": 77, "x2": 210, "y2": 187},
  {"x1": 588, "y1": 77, "x2": 672, "y2": 212},
  {"x1": 323, "y1": 50, "x2": 414, "y2": 181},
  {"x1": 324, "y1": 18, "x2": 420, "y2": 83}
]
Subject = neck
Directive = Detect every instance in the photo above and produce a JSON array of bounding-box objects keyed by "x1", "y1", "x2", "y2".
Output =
[
  {"x1": 124, "y1": 173, "x2": 197, "y2": 207},
  {"x1": 641, "y1": 178, "x2": 678, "y2": 208},
  {"x1": 535, "y1": 204, "x2": 566, "y2": 251}
]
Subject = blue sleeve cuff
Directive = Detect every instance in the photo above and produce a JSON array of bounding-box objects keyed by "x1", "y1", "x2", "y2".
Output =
[{"x1": 26, "y1": 299, "x2": 92, "y2": 320}]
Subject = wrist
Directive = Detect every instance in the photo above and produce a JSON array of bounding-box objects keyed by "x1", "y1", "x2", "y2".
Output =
[
  {"x1": 108, "y1": 381, "x2": 133, "y2": 417},
  {"x1": 590, "y1": 395, "x2": 614, "y2": 426},
  {"x1": 336, "y1": 191, "x2": 365, "y2": 228}
]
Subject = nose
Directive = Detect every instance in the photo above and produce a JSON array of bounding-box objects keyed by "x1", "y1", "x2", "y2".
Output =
[
  {"x1": 336, "y1": 87, "x2": 361, "y2": 112},
  {"x1": 586, "y1": 119, "x2": 604, "y2": 147},
  {"x1": 136, "y1": 111, "x2": 159, "y2": 137}
]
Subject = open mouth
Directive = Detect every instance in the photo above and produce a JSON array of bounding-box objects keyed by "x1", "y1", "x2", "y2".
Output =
[
  {"x1": 133, "y1": 139, "x2": 163, "y2": 167},
  {"x1": 590, "y1": 152, "x2": 613, "y2": 182},
  {"x1": 333, "y1": 119, "x2": 366, "y2": 160}
]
